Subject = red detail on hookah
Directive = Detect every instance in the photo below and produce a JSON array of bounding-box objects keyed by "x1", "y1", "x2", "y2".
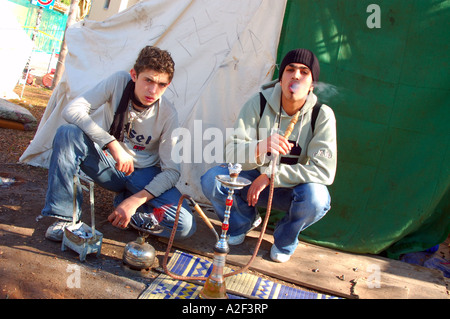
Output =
[
  {"x1": 221, "y1": 224, "x2": 229, "y2": 231},
  {"x1": 225, "y1": 198, "x2": 233, "y2": 206}
]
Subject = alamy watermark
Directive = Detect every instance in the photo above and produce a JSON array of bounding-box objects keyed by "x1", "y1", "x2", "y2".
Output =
[
  {"x1": 366, "y1": 264, "x2": 381, "y2": 288},
  {"x1": 171, "y1": 121, "x2": 274, "y2": 164},
  {"x1": 66, "y1": 264, "x2": 81, "y2": 288},
  {"x1": 367, "y1": 4, "x2": 381, "y2": 29}
]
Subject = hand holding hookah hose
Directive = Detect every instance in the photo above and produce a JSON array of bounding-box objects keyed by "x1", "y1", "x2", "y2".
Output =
[
  {"x1": 223, "y1": 109, "x2": 301, "y2": 277},
  {"x1": 162, "y1": 110, "x2": 301, "y2": 282}
]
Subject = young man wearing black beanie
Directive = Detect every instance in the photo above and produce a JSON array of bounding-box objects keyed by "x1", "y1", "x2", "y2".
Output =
[{"x1": 201, "y1": 49, "x2": 337, "y2": 263}]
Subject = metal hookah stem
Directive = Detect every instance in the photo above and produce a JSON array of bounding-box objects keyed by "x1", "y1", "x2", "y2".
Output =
[{"x1": 215, "y1": 187, "x2": 234, "y2": 253}]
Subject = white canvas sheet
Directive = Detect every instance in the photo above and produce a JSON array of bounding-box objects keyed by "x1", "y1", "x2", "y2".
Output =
[
  {"x1": 19, "y1": 0, "x2": 286, "y2": 202},
  {"x1": 0, "y1": 2, "x2": 33, "y2": 99}
]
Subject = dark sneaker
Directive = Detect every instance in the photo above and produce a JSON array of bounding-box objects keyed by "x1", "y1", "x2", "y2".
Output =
[{"x1": 130, "y1": 212, "x2": 164, "y2": 235}]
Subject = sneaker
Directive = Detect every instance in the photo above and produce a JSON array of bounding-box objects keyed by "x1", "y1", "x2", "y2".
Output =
[
  {"x1": 130, "y1": 212, "x2": 164, "y2": 234},
  {"x1": 270, "y1": 245, "x2": 291, "y2": 263},
  {"x1": 45, "y1": 220, "x2": 72, "y2": 242},
  {"x1": 228, "y1": 233, "x2": 246, "y2": 246},
  {"x1": 227, "y1": 214, "x2": 262, "y2": 246}
]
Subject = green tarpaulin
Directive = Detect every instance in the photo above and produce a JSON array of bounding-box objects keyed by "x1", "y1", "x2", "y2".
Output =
[{"x1": 273, "y1": 0, "x2": 449, "y2": 259}]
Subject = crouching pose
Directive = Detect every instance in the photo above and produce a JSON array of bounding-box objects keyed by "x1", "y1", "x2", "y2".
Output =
[
  {"x1": 42, "y1": 46, "x2": 196, "y2": 241},
  {"x1": 201, "y1": 49, "x2": 337, "y2": 262}
]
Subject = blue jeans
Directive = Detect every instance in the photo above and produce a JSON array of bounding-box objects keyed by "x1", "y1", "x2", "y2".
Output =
[
  {"x1": 42, "y1": 124, "x2": 196, "y2": 239},
  {"x1": 201, "y1": 165, "x2": 330, "y2": 255}
]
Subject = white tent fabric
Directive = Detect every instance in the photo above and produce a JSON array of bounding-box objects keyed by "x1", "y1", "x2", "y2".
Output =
[
  {"x1": 19, "y1": 0, "x2": 287, "y2": 202},
  {"x1": 0, "y1": 2, "x2": 33, "y2": 99}
]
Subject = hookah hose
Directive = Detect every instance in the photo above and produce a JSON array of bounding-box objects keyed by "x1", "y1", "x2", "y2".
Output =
[
  {"x1": 163, "y1": 194, "x2": 216, "y2": 281},
  {"x1": 163, "y1": 110, "x2": 301, "y2": 281}
]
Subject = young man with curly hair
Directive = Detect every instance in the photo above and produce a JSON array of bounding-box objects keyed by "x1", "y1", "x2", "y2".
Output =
[{"x1": 43, "y1": 46, "x2": 195, "y2": 241}]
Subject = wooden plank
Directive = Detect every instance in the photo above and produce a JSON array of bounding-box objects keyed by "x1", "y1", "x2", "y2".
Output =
[{"x1": 159, "y1": 208, "x2": 448, "y2": 299}]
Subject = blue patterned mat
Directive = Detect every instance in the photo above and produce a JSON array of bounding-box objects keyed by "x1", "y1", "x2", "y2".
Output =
[{"x1": 139, "y1": 250, "x2": 340, "y2": 299}]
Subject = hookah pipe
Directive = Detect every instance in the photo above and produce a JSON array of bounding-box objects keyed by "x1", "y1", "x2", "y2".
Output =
[
  {"x1": 162, "y1": 110, "x2": 301, "y2": 296},
  {"x1": 163, "y1": 194, "x2": 219, "y2": 282}
]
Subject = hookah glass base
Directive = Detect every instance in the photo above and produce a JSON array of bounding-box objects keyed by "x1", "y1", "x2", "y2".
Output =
[{"x1": 199, "y1": 252, "x2": 228, "y2": 299}]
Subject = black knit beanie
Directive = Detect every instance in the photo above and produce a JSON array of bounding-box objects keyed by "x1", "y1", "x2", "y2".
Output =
[{"x1": 278, "y1": 49, "x2": 320, "y2": 82}]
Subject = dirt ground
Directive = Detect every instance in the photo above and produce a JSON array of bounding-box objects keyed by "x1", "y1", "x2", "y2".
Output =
[
  {"x1": 0, "y1": 82, "x2": 166, "y2": 298},
  {"x1": 0, "y1": 162, "x2": 152, "y2": 299}
]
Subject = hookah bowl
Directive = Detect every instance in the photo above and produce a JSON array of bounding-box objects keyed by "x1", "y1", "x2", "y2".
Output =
[{"x1": 199, "y1": 164, "x2": 251, "y2": 299}]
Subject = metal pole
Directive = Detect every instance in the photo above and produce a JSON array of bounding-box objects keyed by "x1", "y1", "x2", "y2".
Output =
[
  {"x1": 20, "y1": 7, "x2": 42, "y2": 99},
  {"x1": 51, "y1": 0, "x2": 80, "y2": 89}
]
